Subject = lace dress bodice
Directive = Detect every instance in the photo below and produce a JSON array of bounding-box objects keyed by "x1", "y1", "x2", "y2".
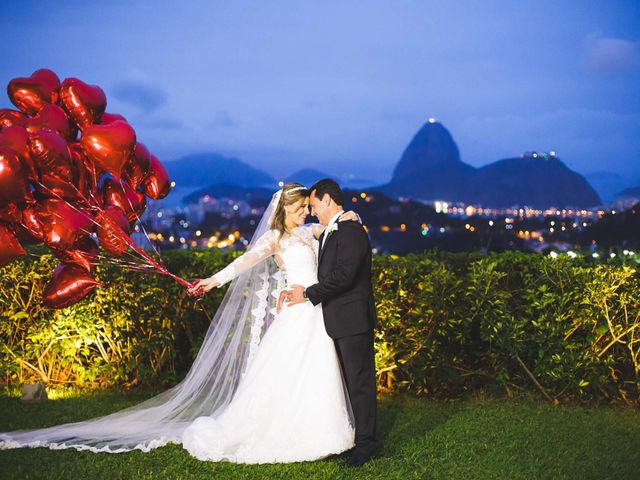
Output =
[{"x1": 212, "y1": 224, "x2": 323, "y2": 289}]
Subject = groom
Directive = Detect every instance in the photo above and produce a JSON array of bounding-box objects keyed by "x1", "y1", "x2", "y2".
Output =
[{"x1": 285, "y1": 178, "x2": 381, "y2": 467}]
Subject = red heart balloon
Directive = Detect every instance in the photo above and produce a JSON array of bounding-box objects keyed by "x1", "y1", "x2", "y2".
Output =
[
  {"x1": 28, "y1": 129, "x2": 72, "y2": 176},
  {"x1": 42, "y1": 263, "x2": 100, "y2": 309},
  {"x1": 20, "y1": 203, "x2": 44, "y2": 243},
  {"x1": 25, "y1": 104, "x2": 74, "y2": 140},
  {"x1": 102, "y1": 177, "x2": 147, "y2": 223},
  {"x1": 100, "y1": 112, "x2": 127, "y2": 125},
  {"x1": 37, "y1": 199, "x2": 94, "y2": 251},
  {"x1": 0, "y1": 109, "x2": 28, "y2": 129},
  {"x1": 0, "y1": 222, "x2": 26, "y2": 268},
  {"x1": 69, "y1": 143, "x2": 101, "y2": 201},
  {"x1": 96, "y1": 205, "x2": 131, "y2": 256},
  {"x1": 28, "y1": 130, "x2": 81, "y2": 199},
  {"x1": 142, "y1": 154, "x2": 172, "y2": 200},
  {"x1": 0, "y1": 126, "x2": 38, "y2": 182},
  {"x1": 54, "y1": 235, "x2": 99, "y2": 272},
  {"x1": 81, "y1": 120, "x2": 136, "y2": 179},
  {"x1": 59, "y1": 78, "x2": 106, "y2": 129},
  {"x1": 0, "y1": 203, "x2": 21, "y2": 224},
  {"x1": 122, "y1": 142, "x2": 151, "y2": 189},
  {"x1": 0, "y1": 147, "x2": 32, "y2": 205},
  {"x1": 7, "y1": 69, "x2": 61, "y2": 115}
]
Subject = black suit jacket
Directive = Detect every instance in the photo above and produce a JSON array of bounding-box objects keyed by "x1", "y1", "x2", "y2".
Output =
[{"x1": 306, "y1": 220, "x2": 378, "y2": 339}]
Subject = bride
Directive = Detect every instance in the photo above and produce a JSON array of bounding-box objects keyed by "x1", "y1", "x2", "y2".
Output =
[{"x1": 0, "y1": 182, "x2": 361, "y2": 464}]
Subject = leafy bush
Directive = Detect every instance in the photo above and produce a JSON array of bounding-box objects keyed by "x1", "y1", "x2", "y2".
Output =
[
  {"x1": 372, "y1": 251, "x2": 640, "y2": 405},
  {"x1": 0, "y1": 249, "x2": 233, "y2": 389},
  {"x1": 1, "y1": 249, "x2": 638, "y2": 404}
]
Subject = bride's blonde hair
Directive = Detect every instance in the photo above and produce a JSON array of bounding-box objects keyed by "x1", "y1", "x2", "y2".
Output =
[{"x1": 270, "y1": 182, "x2": 309, "y2": 239}]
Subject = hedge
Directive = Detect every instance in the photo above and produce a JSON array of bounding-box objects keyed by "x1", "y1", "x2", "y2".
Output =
[{"x1": 1, "y1": 249, "x2": 638, "y2": 405}]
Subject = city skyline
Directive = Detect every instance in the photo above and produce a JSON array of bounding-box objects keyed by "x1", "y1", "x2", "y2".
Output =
[{"x1": 1, "y1": 0, "x2": 639, "y2": 183}]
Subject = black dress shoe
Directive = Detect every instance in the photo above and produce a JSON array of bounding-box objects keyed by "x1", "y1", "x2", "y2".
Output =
[{"x1": 345, "y1": 453, "x2": 375, "y2": 468}]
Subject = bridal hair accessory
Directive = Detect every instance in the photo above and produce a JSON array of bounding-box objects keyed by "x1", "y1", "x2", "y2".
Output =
[
  {"x1": 283, "y1": 186, "x2": 307, "y2": 195},
  {"x1": 268, "y1": 185, "x2": 308, "y2": 225}
]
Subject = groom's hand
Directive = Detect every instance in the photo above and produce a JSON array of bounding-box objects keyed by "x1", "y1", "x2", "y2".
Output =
[
  {"x1": 277, "y1": 290, "x2": 287, "y2": 314},
  {"x1": 285, "y1": 285, "x2": 307, "y2": 306}
]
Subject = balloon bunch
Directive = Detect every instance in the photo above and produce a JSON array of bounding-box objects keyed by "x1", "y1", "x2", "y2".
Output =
[{"x1": 0, "y1": 69, "x2": 191, "y2": 308}]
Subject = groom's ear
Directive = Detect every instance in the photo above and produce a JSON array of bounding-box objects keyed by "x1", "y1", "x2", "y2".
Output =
[{"x1": 322, "y1": 193, "x2": 332, "y2": 205}]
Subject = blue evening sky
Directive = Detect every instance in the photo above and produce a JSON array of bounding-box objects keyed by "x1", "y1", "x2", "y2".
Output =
[{"x1": 1, "y1": 0, "x2": 639, "y2": 183}]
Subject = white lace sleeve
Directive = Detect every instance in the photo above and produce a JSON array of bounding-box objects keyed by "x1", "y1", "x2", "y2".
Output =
[{"x1": 212, "y1": 230, "x2": 277, "y2": 287}]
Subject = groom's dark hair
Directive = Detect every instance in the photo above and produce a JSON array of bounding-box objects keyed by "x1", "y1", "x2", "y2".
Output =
[{"x1": 310, "y1": 178, "x2": 344, "y2": 206}]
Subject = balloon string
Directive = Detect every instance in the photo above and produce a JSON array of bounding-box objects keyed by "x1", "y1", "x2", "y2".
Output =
[
  {"x1": 32, "y1": 180, "x2": 192, "y2": 288},
  {"x1": 117, "y1": 178, "x2": 163, "y2": 262},
  {"x1": 33, "y1": 182, "x2": 149, "y2": 267}
]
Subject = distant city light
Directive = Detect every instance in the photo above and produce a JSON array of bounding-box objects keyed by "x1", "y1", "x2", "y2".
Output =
[
  {"x1": 170, "y1": 181, "x2": 176, "y2": 188},
  {"x1": 278, "y1": 181, "x2": 284, "y2": 187},
  {"x1": 428, "y1": 117, "x2": 436, "y2": 123}
]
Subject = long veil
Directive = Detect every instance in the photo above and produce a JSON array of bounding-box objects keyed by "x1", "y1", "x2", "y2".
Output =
[{"x1": 0, "y1": 190, "x2": 285, "y2": 453}]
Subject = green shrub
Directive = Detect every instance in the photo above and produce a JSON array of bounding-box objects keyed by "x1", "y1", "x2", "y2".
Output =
[{"x1": 1, "y1": 249, "x2": 638, "y2": 404}]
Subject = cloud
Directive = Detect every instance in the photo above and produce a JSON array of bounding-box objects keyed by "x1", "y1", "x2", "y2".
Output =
[
  {"x1": 208, "y1": 110, "x2": 237, "y2": 128},
  {"x1": 583, "y1": 33, "x2": 640, "y2": 74},
  {"x1": 136, "y1": 117, "x2": 185, "y2": 130},
  {"x1": 110, "y1": 80, "x2": 168, "y2": 112}
]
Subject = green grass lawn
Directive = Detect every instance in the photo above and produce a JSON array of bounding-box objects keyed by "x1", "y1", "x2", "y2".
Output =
[{"x1": 0, "y1": 391, "x2": 638, "y2": 480}]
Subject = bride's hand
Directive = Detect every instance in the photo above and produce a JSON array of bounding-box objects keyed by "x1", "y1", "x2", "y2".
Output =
[
  {"x1": 339, "y1": 210, "x2": 361, "y2": 224},
  {"x1": 188, "y1": 276, "x2": 219, "y2": 296}
]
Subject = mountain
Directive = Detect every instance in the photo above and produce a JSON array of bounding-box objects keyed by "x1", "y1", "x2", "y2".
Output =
[
  {"x1": 382, "y1": 121, "x2": 474, "y2": 199},
  {"x1": 342, "y1": 175, "x2": 377, "y2": 189},
  {"x1": 285, "y1": 169, "x2": 376, "y2": 189},
  {"x1": 468, "y1": 155, "x2": 601, "y2": 209},
  {"x1": 618, "y1": 186, "x2": 640, "y2": 197},
  {"x1": 612, "y1": 186, "x2": 640, "y2": 210},
  {"x1": 285, "y1": 168, "x2": 337, "y2": 186},
  {"x1": 586, "y1": 171, "x2": 635, "y2": 204},
  {"x1": 378, "y1": 121, "x2": 601, "y2": 208},
  {"x1": 165, "y1": 153, "x2": 275, "y2": 188},
  {"x1": 182, "y1": 183, "x2": 275, "y2": 206}
]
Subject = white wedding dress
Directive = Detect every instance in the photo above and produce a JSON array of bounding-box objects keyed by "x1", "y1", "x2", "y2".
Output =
[
  {"x1": 0, "y1": 203, "x2": 354, "y2": 463},
  {"x1": 182, "y1": 225, "x2": 355, "y2": 463}
]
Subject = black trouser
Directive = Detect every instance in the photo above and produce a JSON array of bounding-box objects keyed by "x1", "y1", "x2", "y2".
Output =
[{"x1": 334, "y1": 330, "x2": 380, "y2": 456}]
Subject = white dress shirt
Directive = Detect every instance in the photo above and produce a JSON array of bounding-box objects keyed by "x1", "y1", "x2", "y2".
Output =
[{"x1": 320, "y1": 210, "x2": 344, "y2": 250}]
